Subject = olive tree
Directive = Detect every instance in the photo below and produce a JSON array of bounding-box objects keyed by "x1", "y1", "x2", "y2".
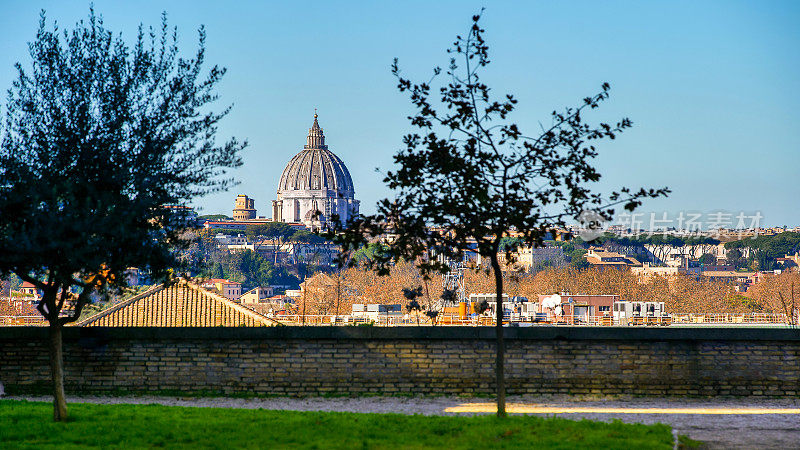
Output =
[{"x1": 0, "y1": 9, "x2": 244, "y2": 420}]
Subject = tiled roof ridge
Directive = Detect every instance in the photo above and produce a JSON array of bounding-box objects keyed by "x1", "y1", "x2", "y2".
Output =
[
  {"x1": 75, "y1": 278, "x2": 281, "y2": 327},
  {"x1": 181, "y1": 280, "x2": 280, "y2": 326},
  {"x1": 76, "y1": 278, "x2": 280, "y2": 327},
  {"x1": 74, "y1": 283, "x2": 167, "y2": 326}
]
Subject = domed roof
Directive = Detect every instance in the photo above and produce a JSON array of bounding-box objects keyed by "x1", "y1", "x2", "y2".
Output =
[{"x1": 277, "y1": 115, "x2": 355, "y2": 196}]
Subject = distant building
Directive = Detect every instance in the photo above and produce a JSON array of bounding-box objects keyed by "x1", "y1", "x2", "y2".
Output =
[
  {"x1": 296, "y1": 272, "x2": 349, "y2": 315},
  {"x1": 631, "y1": 263, "x2": 700, "y2": 281},
  {"x1": 499, "y1": 246, "x2": 566, "y2": 272},
  {"x1": 242, "y1": 295, "x2": 295, "y2": 316},
  {"x1": 777, "y1": 253, "x2": 800, "y2": 269},
  {"x1": 299, "y1": 273, "x2": 338, "y2": 297},
  {"x1": 201, "y1": 278, "x2": 242, "y2": 301},
  {"x1": 584, "y1": 248, "x2": 641, "y2": 269},
  {"x1": 471, "y1": 293, "x2": 512, "y2": 316},
  {"x1": 700, "y1": 270, "x2": 758, "y2": 284},
  {"x1": 272, "y1": 114, "x2": 359, "y2": 229},
  {"x1": 537, "y1": 294, "x2": 619, "y2": 322},
  {"x1": 352, "y1": 303, "x2": 402, "y2": 320},
  {"x1": 204, "y1": 221, "x2": 251, "y2": 232},
  {"x1": 214, "y1": 233, "x2": 248, "y2": 247},
  {"x1": 17, "y1": 282, "x2": 43, "y2": 299},
  {"x1": 282, "y1": 241, "x2": 340, "y2": 265},
  {"x1": 285, "y1": 289, "x2": 302, "y2": 301},
  {"x1": 204, "y1": 220, "x2": 306, "y2": 232},
  {"x1": 233, "y1": 194, "x2": 257, "y2": 221},
  {"x1": 699, "y1": 264, "x2": 735, "y2": 272},
  {"x1": 162, "y1": 205, "x2": 198, "y2": 227},
  {"x1": 239, "y1": 286, "x2": 275, "y2": 304}
]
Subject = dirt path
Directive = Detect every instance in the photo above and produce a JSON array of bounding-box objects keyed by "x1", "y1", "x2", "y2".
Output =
[{"x1": 7, "y1": 395, "x2": 800, "y2": 449}]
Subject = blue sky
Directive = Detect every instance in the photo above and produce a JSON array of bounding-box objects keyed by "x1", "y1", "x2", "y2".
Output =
[{"x1": 1, "y1": 1, "x2": 798, "y2": 227}]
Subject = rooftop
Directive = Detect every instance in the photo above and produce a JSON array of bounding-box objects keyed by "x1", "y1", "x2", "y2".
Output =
[{"x1": 77, "y1": 279, "x2": 278, "y2": 327}]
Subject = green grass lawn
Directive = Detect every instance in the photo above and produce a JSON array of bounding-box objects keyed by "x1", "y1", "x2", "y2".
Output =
[{"x1": 0, "y1": 400, "x2": 675, "y2": 449}]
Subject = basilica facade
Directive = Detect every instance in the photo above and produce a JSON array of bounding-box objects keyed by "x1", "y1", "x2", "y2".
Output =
[{"x1": 271, "y1": 114, "x2": 359, "y2": 229}]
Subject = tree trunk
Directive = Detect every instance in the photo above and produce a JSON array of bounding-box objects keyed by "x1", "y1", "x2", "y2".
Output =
[
  {"x1": 490, "y1": 254, "x2": 506, "y2": 418},
  {"x1": 48, "y1": 323, "x2": 68, "y2": 421},
  {"x1": 336, "y1": 271, "x2": 340, "y2": 318},
  {"x1": 302, "y1": 277, "x2": 307, "y2": 326}
]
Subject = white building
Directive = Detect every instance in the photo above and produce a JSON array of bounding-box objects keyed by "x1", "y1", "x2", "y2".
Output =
[
  {"x1": 271, "y1": 114, "x2": 359, "y2": 229},
  {"x1": 214, "y1": 233, "x2": 248, "y2": 247}
]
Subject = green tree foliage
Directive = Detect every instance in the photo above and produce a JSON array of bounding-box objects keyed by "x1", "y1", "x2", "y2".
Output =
[
  {"x1": 245, "y1": 222, "x2": 296, "y2": 241},
  {"x1": 197, "y1": 214, "x2": 233, "y2": 222},
  {"x1": 699, "y1": 253, "x2": 716, "y2": 265},
  {"x1": 726, "y1": 248, "x2": 746, "y2": 270},
  {"x1": 212, "y1": 262, "x2": 225, "y2": 279},
  {"x1": 568, "y1": 249, "x2": 590, "y2": 269},
  {"x1": 753, "y1": 250, "x2": 775, "y2": 271},
  {"x1": 199, "y1": 222, "x2": 322, "y2": 288},
  {"x1": 228, "y1": 250, "x2": 274, "y2": 286},
  {"x1": 594, "y1": 234, "x2": 720, "y2": 264},
  {"x1": 350, "y1": 243, "x2": 390, "y2": 265},
  {"x1": 269, "y1": 266, "x2": 302, "y2": 287},
  {"x1": 290, "y1": 229, "x2": 326, "y2": 244},
  {"x1": 550, "y1": 240, "x2": 578, "y2": 254},
  {"x1": 684, "y1": 236, "x2": 721, "y2": 246},
  {"x1": 331, "y1": 12, "x2": 667, "y2": 417},
  {"x1": 246, "y1": 222, "x2": 298, "y2": 265},
  {"x1": 498, "y1": 237, "x2": 523, "y2": 253},
  {"x1": 725, "y1": 232, "x2": 800, "y2": 270},
  {"x1": 202, "y1": 250, "x2": 300, "y2": 289},
  {"x1": 0, "y1": 9, "x2": 244, "y2": 420}
]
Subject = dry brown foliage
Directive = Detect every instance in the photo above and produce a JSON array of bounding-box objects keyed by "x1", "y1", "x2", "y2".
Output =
[
  {"x1": 330, "y1": 263, "x2": 788, "y2": 314},
  {"x1": 339, "y1": 261, "x2": 445, "y2": 311},
  {"x1": 745, "y1": 271, "x2": 800, "y2": 314}
]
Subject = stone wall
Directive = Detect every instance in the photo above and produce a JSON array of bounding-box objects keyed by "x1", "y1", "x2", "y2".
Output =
[{"x1": 1, "y1": 327, "x2": 799, "y2": 396}]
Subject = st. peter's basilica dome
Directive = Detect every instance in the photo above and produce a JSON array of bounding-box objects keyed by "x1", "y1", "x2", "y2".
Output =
[{"x1": 271, "y1": 114, "x2": 359, "y2": 228}]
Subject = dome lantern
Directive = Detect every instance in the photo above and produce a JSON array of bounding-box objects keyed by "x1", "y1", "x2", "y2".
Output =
[{"x1": 305, "y1": 113, "x2": 326, "y2": 150}]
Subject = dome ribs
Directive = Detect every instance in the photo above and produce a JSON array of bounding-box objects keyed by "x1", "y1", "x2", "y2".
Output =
[
  {"x1": 276, "y1": 148, "x2": 355, "y2": 195},
  {"x1": 274, "y1": 114, "x2": 359, "y2": 226}
]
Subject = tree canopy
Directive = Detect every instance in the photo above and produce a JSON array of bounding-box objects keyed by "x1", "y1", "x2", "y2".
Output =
[
  {"x1": 202, "y1": 250, "x2": 300, "y2": 288},
  {"x1": 245, "y1": 222, "x2": 296, "y2": 241},
  {"x1": 330, "y1": 12, "x2": 668, "y2": 417},
  {"x1": 725, "y1": 232, "x2": 800, "y2": 257},
  {"x1": 0, "y1": 8, "x2": 244, "y2": 420},
  {"x1": 197, "y1": 214, "x2": 233, "y2": 222}
]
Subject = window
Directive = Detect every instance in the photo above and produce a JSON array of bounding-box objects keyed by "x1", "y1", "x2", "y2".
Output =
[{"x1": 599, "y1": 306, "x2": 610, "y2": 312}]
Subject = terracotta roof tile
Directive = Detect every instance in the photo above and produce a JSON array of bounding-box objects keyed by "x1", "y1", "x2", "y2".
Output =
[{"x1": 77, "y1": 279, "x2": 278, "y2": 327}]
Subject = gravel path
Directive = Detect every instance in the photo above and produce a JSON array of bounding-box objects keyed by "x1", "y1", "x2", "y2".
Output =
[{"x1": 6, "y1": 395, "x2": 800, "y2": 449}]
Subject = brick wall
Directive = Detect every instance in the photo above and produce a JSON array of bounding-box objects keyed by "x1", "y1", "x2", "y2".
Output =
[{"x1": 1, "y1": 327, "x2": 799, "y2": 396}]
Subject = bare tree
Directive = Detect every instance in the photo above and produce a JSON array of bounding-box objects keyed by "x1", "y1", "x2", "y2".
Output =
[{"x1": 331, "y1": 12, "x2": 667, "y2": 416}]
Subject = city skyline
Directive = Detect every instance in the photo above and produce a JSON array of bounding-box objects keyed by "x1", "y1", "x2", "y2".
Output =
[{"x1": 1, "y1": 1, "x2": 798, "y2": 225}]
